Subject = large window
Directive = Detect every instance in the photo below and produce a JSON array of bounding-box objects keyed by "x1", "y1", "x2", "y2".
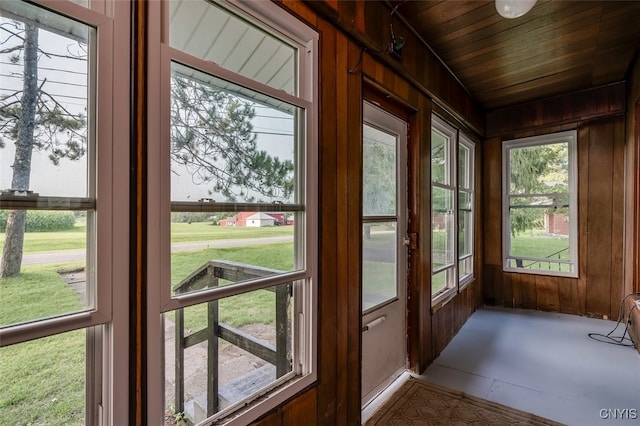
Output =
[
  {"x1": 148, "y1": 1, "x2": 318, "y2": 424},
  {"x1": 431, "y1": 115, "x2": 475, "y2": 304},
  {"x1": 502, "y1": 131, "x2": 578, "y2": 277},
  {"x1": 0, "y1": 1, "x2": 129, "y2": 425}
]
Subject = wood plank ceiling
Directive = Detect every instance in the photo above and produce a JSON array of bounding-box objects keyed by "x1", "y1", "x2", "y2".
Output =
[{"x1": 390, "y1": 0, "x2": 640, "y2": 111}]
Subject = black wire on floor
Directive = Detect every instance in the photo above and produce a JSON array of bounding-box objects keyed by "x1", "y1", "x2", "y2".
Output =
[{"x1": 588, "y1": 292, "x2": 640, "y2": 347}]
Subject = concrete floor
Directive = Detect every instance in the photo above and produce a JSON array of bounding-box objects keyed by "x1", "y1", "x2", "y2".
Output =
[{"x1": 421, "y1": 306, "x2": 640, "y2": 426}]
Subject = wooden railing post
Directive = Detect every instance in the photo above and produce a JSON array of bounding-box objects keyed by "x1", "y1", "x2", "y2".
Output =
[
  {"x1": 275, "y1": 282, "x2": 291, "y2": 377},
  {"x1": 207, "y1": 264, "x2": 220, "y2": 416},
  {"x1": 175, "y1": 309, "x2": 185, "y2": 416}
]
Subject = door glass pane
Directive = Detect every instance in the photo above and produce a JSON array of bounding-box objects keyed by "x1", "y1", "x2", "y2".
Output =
[
  {"x1": 169, "y1": 0, "x2": 296, "y2": 96},
  {"x1": 362, "y1": 123, "x2": 397, "y2": 217},
  {"x1": 165, "y1": 282, "x2": 294, "y2": 423},
  {"x1": 362, "y1": 222, "x2": 397, "y2": 311},
  {"x1": 0, "y1": 328, "x2": 86, "y2": 424}
]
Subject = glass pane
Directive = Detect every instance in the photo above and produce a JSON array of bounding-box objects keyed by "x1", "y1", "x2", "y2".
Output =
[
  {"x1": 169, "y1": 0, "x2": 296, "y2": 96},
  {"x1": 459, "y1": 257, "x2": 473, "y2": 280},
  {"x1": 171, "y1": 212, "x2": 297, "y2": 297},
  {"x1": 508, "y1": 142, "x2": 568, "y2": 196},
  {"x1": 0, "y1": 209, "x2": 92, "y2": 327},
  {"x1": 458, "y1": 143, "x2": 469, "y2": 189},
  {"x1": 165, "y1": 283, "x2": 294, "y2": 423},
  {"x1": 363, "y1": 123, "x2": 397, "y2": 216},
  {"x1": 362, "y1": 222, "x2": 397, "y2": 311},
  {"x1": 509, "y1": 206, "x2": 571, "y2": 264},
  {"x1": 0, "y1": 328, "x2": 86, "y2": 425},
  {"x1": 432, "y1": 187, "x2": 454, "y2": 269},
  {"x1": 458, "y1": 208, "x2": 472, "y2": 258},
  {"x1": 170, "y1": 62, "x2": 299, "y2": 204},
  {"x1": 0, "y1": 3, "x2": 92, "y2": 198},
  {"x1": 431, "y1": 128, "x2": 449, "y2": 185},
  {"x1": 432, "y1": 268, "x2": 454, "y2": 297}
]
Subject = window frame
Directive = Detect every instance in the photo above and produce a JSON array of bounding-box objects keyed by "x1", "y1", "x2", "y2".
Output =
[
  {"x1": 430, "y1": 114, "x2": 476, "y2": 307},
  {"x1": 458, "y1": 133, "x2": 475, "y2": 289},
  {"x1": 146, "y1": 0, "x2": 318, "y2": 424},
  {"x1": 430, "y1": 115, "x2": 458, "y2": 305},
  {"x1": 501, "y1": 130, "x2": 578, "y2": 278},
  {"x1": 0, "y1": 1, "x2": 130, "y2": 425}
]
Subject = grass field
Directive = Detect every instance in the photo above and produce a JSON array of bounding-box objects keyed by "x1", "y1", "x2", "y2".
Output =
[
  {"x1": 0, "y1": 224, "x2": 293, "y2": 425},
  {"x1": 0, "y1": 222, "x2": 294, "y2": 254}
]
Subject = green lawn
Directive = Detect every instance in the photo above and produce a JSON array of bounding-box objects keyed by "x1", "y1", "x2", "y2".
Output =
[
  {"x1": 0, "y1": 224, "x2": 87, "y2": 254},
  {"x1": 0, "y1": 222, "x2": 294, "y2": 254},
  {"x1": 171, "y1": 222, "x2": 293, "y2": 244},
  {"x1": 0, "y1": 264, "x2": 85, "y2": 425},
  {"x1": 170, "y1": 243, "x2": 294, "y2": 330},
  {"x1": 0, "y1": 226, "x2": 294, "y2": 425}
]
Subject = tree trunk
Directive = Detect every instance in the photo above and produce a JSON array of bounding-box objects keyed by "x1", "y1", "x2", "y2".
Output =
[
  {"x1": 1, "y1": 211, "x2": 27, "y2": 277},
  {"x1": 1, "y1": 23, "x2": 38, "y2": 278}
]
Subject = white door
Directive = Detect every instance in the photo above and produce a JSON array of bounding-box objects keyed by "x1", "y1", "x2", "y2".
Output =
[{"x1": 361, "y1": 102, "x2": 408, "y2": 407}]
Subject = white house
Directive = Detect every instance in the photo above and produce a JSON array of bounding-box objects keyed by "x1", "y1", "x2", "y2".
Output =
[{"x1": 245, "y1": 212, "x2": 276, "y2": 227}]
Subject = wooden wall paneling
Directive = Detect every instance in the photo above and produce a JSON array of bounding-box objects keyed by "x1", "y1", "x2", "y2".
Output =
[
  {"x1": 610, "y1": 118, "x2": 625, "y2": 318},
  {"x1": 278, "y1": 0, "x2": 318, "y2": 28},
  {"x1": 343, "y1": 36, "x2": 363, "y2": 424},
  {"x1": 585, "y1": 120, "x2": 614, "y2": 318},
  {"x1": 252, "y1": 410, "x2": 281, "y2": 426},
  {"x1": 486, "y1": 83, "x2": 626, "y2": 137},
  {"x1": 482, "y1": 137, "x2": 502, "y2": 266},
  {"x1": 317, "y1": 17, "x2": 339, "y2": 426},
  {"x1": 482, "y1": 137, "x2": 502, "y2": 304},
  {"x1": 334, "y1": 29, "x2": 354, "y2": 425},
  {"x1": 558, "y1": 277, "x2": 579, "y2": 315},
  {"x1": 304, "y1": 0, "x2": 484, "y2": 135},
  {"x1": 283, "y1": 388, "x2": 318, "y2": 426},
  {"x1": 576, "y1": 125, "x2": 589, "y2": 315},
  {"x1": 418, "y1": 96, "x2": 434, "y2": 369},
  {"x1": 624, "y1": 58, "x2": 640, "y2": 295},
  {"x1": 502, "y1": 271, "x2": 513, "y2": 308},
  {"x1": 520, "y1": 275, "x2": 538, "y2": 310},
  {"x1": 406, "y1": 95, "x2": 426, "y2": 372},
  {"x1": 511, "y1": 272, "x2": 522, "y2": 308},
  {"x1": 635, "y1": 102, "x2": 640, "y2": 294},
  {"x1": 535, "y1": 275, "x2": 561, "y2": 312}
]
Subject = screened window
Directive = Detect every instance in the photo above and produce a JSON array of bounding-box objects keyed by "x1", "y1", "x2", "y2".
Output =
[
  {"x1": 502, "y1": 131, "x2": 578, "y2": 277},
  {"x1": 0, "y1": 1, "x2": 128, "y2": 424},
  {"x1": 431, "y1": 115, "x2": 475, "y2": 303},
  {"x1": 152, "y1": 1, "x2": 318, "y2": 424}
]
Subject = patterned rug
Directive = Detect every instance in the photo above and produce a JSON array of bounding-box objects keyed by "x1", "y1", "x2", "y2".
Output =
[{"x1": 365, "y1": 378, "x2": 565, "y2": 425}]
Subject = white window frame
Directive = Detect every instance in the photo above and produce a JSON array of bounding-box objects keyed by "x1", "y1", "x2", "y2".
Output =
[
  {"x1": 0, "y1": 1, "x2": 130, "y2": 425},
  {"x1": 431, "y1": 115, "x2": 476, "y2": 306},
  {"x1": 458, "y1": 133, "x2": 475, "y2": 289},
  {"x1": 431, "y1": 115, "x2": 458, "y2": 305},
  {"x1": 502, "y1": 130, "x2": 578, "y2": 278},
  {"x1": 145, "y1": 1, "x2": 318, "y2": 424}
]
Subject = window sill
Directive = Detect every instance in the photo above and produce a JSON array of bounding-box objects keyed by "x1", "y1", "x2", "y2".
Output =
[{"x1": 431, "y1": 289, "x2": 457, "y2": 314}]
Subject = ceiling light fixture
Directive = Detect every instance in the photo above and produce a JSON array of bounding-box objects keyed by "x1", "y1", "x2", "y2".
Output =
[{"x1": 495, "y1": 0, "x2": 537, "y2": 19}]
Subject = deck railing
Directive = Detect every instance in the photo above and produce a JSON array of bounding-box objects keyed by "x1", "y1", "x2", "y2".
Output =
[{"x1": 172, "y1": 260, "x2": 291, "y2": 423}]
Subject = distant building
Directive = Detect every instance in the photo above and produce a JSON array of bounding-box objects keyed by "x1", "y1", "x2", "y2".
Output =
[{"x1": 219, "y1": 212, "x2": 288, "y2": 227}]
